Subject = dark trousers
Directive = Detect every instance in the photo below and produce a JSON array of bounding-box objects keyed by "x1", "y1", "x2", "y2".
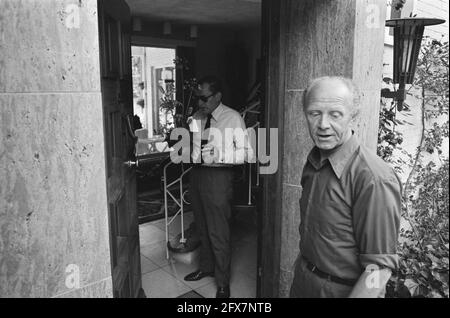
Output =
[
  {"x1": 190, "y1": 166, "x2": 234, "y2": 287},
  {"x1": 290, "y1": 256, "x2": 353, "y2": 298}
]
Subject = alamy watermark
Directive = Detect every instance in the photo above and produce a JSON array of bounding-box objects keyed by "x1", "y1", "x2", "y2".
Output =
[
  {"x1": 65, "y1": 264, "x2": 80, "y2": 289},
  {"x1": 168, "y1": 126, "x2": 279, "y2": 174}
]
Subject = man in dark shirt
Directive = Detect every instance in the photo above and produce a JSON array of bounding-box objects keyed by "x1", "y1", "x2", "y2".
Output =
[{"x1": 289, "y1": 76, "x2": 402, "y2": 298}]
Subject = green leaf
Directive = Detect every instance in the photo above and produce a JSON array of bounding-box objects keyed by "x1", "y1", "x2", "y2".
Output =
[
  {"x1": 429, "y1": 290, "x2": 443, "y2": 298},
  {"x1": 404, "y1": 279, "x2": 421, "y2": 297},
  {"x1": 419, "y1": 270, "x2": 430, "y2": 279},
  {"x1": 432, "y1": 271, "x2": 448, "y2": 284},
  {"x1": 427, "y1": 254, "x2": 440, "y2": 265}
]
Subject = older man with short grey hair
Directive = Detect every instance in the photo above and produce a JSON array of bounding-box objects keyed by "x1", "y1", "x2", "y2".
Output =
[{"x1": 290, "y1": 76, "x2": 402, "y2": 298}]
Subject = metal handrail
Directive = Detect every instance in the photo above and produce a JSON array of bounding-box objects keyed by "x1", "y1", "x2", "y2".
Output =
[
  {"x1": 162, "y1": 120, "x2": 261, "y2": 259},
  {"x1": 163, "y1": 160, "x2": 192, "y2": 259}
]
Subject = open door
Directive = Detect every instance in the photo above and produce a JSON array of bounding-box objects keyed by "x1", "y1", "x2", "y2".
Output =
[{"x1": 98, "y1": 0, "x2": 143, "y2": 298}]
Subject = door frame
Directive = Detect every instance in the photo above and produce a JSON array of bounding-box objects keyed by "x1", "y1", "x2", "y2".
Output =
[
  {"x1": 97, "y1": 0, "x2": 282, "y2": 298},
  {"x1": 98, "y1": 0, "x2": 143, "y2": 298},
  {"x1": 258, "y1": 0, "x2": 285, "y2": 298}
]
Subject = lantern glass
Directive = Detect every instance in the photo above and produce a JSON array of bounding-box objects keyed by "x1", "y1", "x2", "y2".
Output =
[{"x1": 395, "y1": 24, "x2": 424, "y2": 84}]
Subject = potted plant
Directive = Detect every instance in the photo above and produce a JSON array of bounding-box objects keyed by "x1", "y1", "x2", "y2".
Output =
[{"x1": 158, "y1": 57, "x2": 198, "y2": 146}]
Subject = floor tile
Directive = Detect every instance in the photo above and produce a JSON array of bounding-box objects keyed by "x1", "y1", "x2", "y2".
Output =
[
  {"x1": 195, "y1": 272, "x2": 256, "y2": 298},
  {"x1": 139, "y1": 212, "x2": 258, "y2": 298},
  {"x1": 195, "y1": 281, "x2": 218, "y2": 299},
  {"x1": 141, "y1": 269, "x2": 191, "y2": 298},
  {"x1": 195, "y1": 256, "x2": 256, "y2": 298},
  {"x1": 141, "y1": 254, "x2": 159, "y2": 275},
  {"x1": 229, "y1": 270, "x2": 256, "y2": 298},
  {"x1": 177, "y1": 290, "x2": 204, "y2": 298},
  {"x1": 150, "y1": 218, "x2": 166, "y2": 230},
  {"x1": 231, "y1": 221, "x2": 256, "y2": 244},
  {"x1": 231, "y1": 242, "x2": 257, "y2": 279},
  {"x1": 170, "y1": 247, "x2": 200, "y2": 265},
  {"x1": 153, "y1": 212, "x2": 194, "y2": 238},
  {"x1": 140, "y1": 241, "x2": 174, "y2": 267},
  {"x1": 161, "y1": 259, "x2": 215, "y2": 290},
  {"x1": 139, "y1": 224, "x2": 167, "y2": 247}
]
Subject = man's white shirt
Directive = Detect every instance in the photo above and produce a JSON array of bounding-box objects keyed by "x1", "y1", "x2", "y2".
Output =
[{"x1": 190, "y1": 103, "x2": 254, "y2": 165}]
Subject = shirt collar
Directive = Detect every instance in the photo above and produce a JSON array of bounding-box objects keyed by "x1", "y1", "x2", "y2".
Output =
[
  {"x1": 211, "y1": 103, "x2": 224, "y2": 121},
  {"x1": 307, "y1": 132, "x2": 360, "y2": 179}
]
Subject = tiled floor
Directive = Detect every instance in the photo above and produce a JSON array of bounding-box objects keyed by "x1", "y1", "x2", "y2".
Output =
[{"x1": 139, "y1": 211, "x2": 257, "y2": 298}]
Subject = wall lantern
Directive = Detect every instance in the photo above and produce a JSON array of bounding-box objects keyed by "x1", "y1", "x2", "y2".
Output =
[{"x1": 382, "y1": 17, "x2": 445, "y2": 110}]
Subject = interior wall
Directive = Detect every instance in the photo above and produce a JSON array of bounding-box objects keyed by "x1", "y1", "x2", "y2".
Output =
[
  {"x1": 236, "y1": 27, "x2": 262, "y2": 92},
  {"x1": 132, "y1": 19, "x2": 261, "y2": 110},
  {"x1": 0, "y1": 0, "x2": 112, "y2": 297},
  {"x1": 195, "y1": 26, "x2": 238, "y2": 107},
  {"x1": 193, "y1": 25, "x2": 261, "y2": 109}
]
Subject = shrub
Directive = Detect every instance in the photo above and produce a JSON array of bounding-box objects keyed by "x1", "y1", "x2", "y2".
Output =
[
  {"x1": 387, "y1": 160, "x2": 449, "y2": 297},
  {"x1": 379, "y1": 39, "x2": 449, "y2": 298}
]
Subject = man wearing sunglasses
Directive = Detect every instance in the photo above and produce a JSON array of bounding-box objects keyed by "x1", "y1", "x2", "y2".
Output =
[{"x1": 184, "y1": 76, "x2": 253, "y2": 298}]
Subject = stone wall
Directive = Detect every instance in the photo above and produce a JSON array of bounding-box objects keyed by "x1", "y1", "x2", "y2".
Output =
[
  {"x1": 0, "y1": 0, "x2": 112, "y2": 297},
  {"x1": 271, "y1": 0, "x2": 387, "y2": 297}
]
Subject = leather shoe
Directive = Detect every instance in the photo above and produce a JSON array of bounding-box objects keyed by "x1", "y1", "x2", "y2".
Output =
[
  {"x1": 184, "y1": 270, "x2": 214, "y2": 281},
  {"x1": 216, "y1": 285, "x2": 230, "y2": 298}
]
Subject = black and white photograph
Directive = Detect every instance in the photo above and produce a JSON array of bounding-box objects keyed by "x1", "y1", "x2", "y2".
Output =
[{"x1": 0, "y1": 0, "x2": 448, "y2": 302}]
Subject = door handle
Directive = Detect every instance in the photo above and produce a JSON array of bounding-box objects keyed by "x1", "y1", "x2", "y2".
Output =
[
  {"x1": 123, "y1": 160, "x2": 137, "y2": 168},
  {"x1": 123, "y1": 157, "x2": 157, "y2": 169}
]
